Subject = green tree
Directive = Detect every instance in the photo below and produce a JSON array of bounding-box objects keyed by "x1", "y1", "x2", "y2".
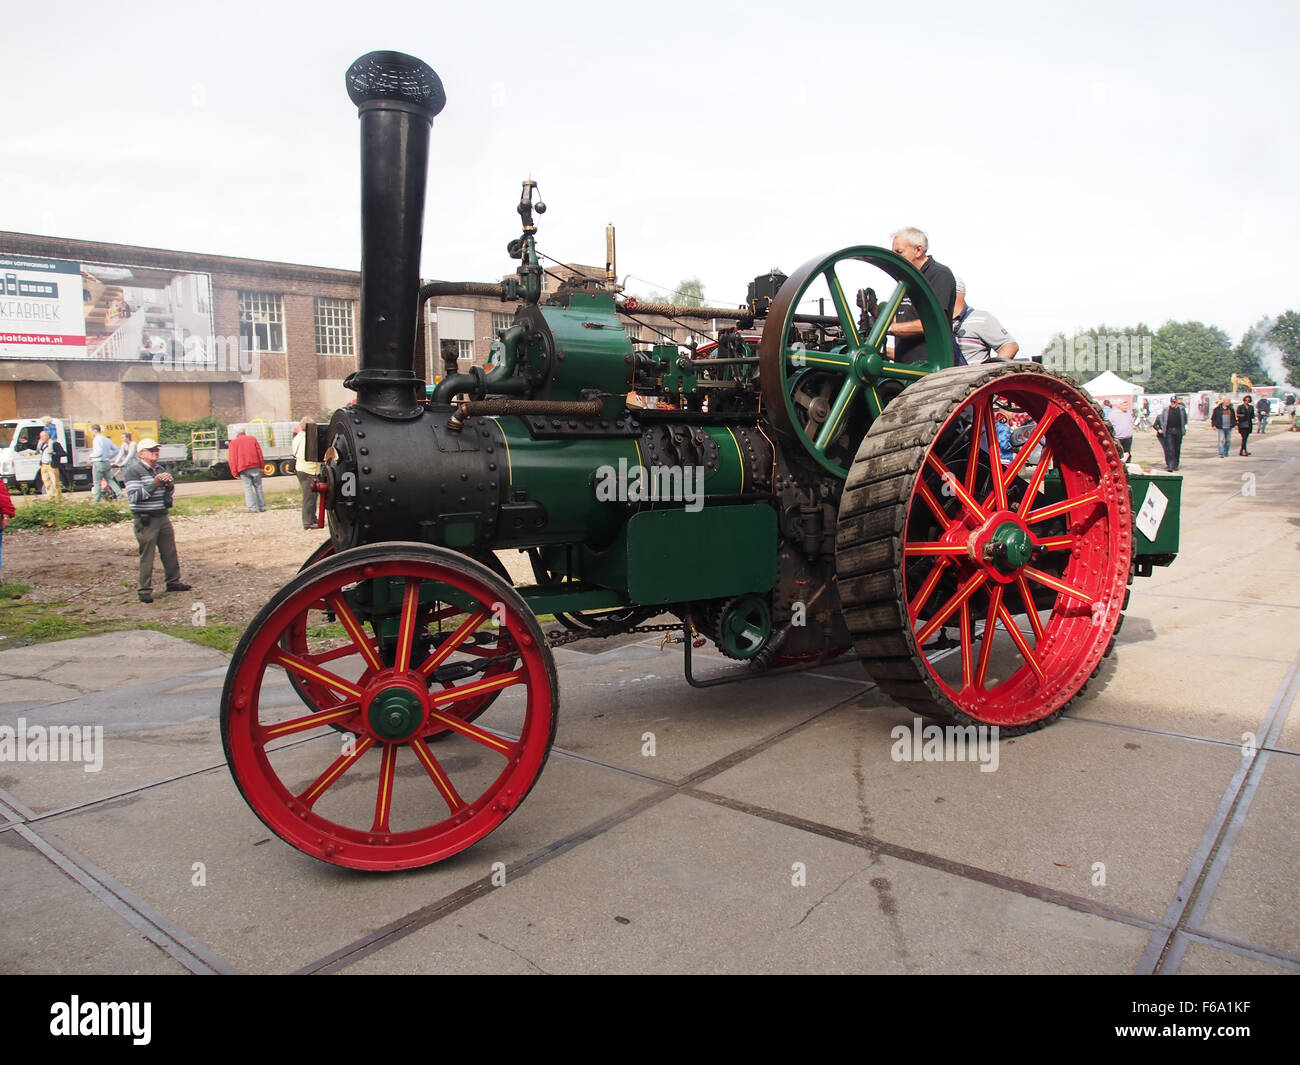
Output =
[
  {"x1": 640, "y1": 277, "x2": 706, "y2": 307},
  {"x1": 674, "y1": 278, "x2": 706, "y2": 307},
  {"x1": 1039, "y1": 323, "x2": 1154, "y2": 387},
  {"x1": 1267, "y1": 311, "x2": 1300, "y2": 384},
  {"x1": 1147, "y1": 321, "x2": 1235, "y2": 393}
]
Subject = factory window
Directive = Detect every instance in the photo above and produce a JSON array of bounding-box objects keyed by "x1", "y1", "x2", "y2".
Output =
[
  {"x1": 491, "y1": 312, "x2": 514, "y2": 336},
  {"x1": 658, "y1": 326, "x2": 677, "y2": 344},
  {"x1": 238, "y1": 291, "x2": 285, "y2": 352},
  {"x1": 314, "y1": 297, "x2": 355, "y2": 356},
  {"x1": 435, "y1": 306, "x2": 476, "y2": 362},
  {"x1": 625, "y1": 323, "x2": 641, "y2": 343}
]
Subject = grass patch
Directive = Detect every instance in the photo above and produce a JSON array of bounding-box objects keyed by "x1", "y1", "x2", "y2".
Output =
[
  {"x1": 8, "y1": 492, "x2": 300, "y2": 529},
  {"x1": 139, "y1": 621, "x2": 245, "y2": 654},
  {"x1": 0, "y1": 589, "x2": 122, "y2": 644},
  {"x1": 0, "y1": 582, "x2": 245, "y2": 652},
  {"x1": 9, "y1": 500, "x2": 131, "y2": 530},
  {"x1": 173, "y1": 491, "x2": 299, "y2": 518}
]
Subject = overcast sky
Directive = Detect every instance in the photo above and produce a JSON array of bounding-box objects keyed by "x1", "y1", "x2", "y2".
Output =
[{"x1": 3, "y1": 0, "x2": 1297, "y2": 368}]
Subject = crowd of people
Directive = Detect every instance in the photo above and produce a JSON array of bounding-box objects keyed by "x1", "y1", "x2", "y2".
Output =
[
  {"x1": 7, "y1": 418, "x2": 325, "y2": 602},
  {"x1": 1109, "y1": 391, "x2": 1292, "y2": 471}
]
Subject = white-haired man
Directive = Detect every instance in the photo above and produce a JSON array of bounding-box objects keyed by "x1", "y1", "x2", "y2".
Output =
[{"x1": 888, "y1": 227, "x2": 957, "y2": 362}]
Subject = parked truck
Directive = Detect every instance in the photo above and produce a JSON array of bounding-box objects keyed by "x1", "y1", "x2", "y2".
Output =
[
  {"x1": 189, "y1": 418, "x2": 297, "y2": 477},
  {"x1": 0, "y1": 417, "x2": 183, "y2": 492}
]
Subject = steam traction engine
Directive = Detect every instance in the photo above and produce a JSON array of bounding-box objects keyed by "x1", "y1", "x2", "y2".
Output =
[{"x1": 220, "y1": 52, "x2": 1179, "y2": 870}]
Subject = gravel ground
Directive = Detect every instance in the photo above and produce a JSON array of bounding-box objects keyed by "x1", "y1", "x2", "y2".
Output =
[
  {"x1": 3, "y1": 503, "x2": 333, "y2": 633},
  {"x1": 1, "y1": 494, "x2": 535, "y2": 638}
]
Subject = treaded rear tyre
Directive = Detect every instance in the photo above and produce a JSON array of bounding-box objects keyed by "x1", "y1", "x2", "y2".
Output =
[{"x1": 835, "y1": 363, "x2": 1133, "y2": 735}]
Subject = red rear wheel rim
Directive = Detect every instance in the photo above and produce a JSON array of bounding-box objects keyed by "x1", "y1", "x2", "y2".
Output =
[{"x1": 902, "y1": 374, "x2": 1131, "y2": 727}]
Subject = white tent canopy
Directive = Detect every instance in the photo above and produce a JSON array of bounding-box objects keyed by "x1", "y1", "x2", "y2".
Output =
[{"x1": 1082, "y1": 370, "x2": 1144, "y2": 397}]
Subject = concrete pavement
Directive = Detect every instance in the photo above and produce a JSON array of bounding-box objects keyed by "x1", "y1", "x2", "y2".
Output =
[{"x1": 2, "y1": 424, "x2": 1297, "y2": 975}]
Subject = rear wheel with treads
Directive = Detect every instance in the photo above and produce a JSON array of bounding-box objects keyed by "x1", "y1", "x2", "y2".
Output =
[{"x1": 835, "y1": 362, "x2": 1132, "y2": 734}]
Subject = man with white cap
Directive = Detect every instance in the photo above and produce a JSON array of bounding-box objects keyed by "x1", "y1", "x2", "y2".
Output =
[{"x1": 125, "y1": 438, "x2": 190, "y2": 603}]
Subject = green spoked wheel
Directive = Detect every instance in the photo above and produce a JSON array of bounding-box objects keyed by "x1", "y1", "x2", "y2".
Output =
[
  {"x1": 758, "y1": 245, "x2": 954, "y2": 478},
  {"x1": 222, "y1": 543, "x2": 557, "y2": 870},
  {"x1": 836, "y1": 362, "x2": 1132, "y2": 734}
]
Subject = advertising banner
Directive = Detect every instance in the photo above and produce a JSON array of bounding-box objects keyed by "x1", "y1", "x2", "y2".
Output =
[
  {"x1": 0, "y1": 255, "x2": 214, "y2": 362},
  {"x1": 0, "y1": 257, "x2": 86, "y2": 356}
]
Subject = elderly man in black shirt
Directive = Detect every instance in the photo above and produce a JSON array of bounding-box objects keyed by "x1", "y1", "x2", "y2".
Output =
[{"x1": 887, "y1": 226, "x2": 958, "y2": 363}]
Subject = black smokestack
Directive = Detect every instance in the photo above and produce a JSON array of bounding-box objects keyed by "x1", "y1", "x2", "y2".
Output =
[{"x1": 345, "y1": 51, "x2": 445, "y2": 417}]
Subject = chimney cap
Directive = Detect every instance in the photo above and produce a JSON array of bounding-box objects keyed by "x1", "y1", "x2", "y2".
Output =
[{"x1": 346, "y1": 51, "x2": 445, "y2": 118}]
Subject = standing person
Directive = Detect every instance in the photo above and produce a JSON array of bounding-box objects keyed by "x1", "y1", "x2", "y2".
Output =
[
  {"x1": 1210, "y1": 396, "x2": 1235, "y2": 458},
  {"x1": 1154, "y1": 395, "x2": 1188, "y2": 471},
  {"x1": 1236, "y1": 395, "x2": 1254, "y2": 456},
  {"x1": 111, "y1": 431, "x2": 137, "y2": 490},
  {"x1": 36, "y1": 430, "x2": 66, "y2": 500},
  {"x1": 1256, "y1": 394, "x2": 1271, "y2": 434},
  {"x1": 0, "y1": 478, "x2": 13, "y2": 578},
  {"x1": 227, "y1": 429, "x2": 267, "y2": 513},
  {"x1": 88, "y1": 425, "x2": 125, "y2": 502},
  {"x1": 292, "y1": 417, "x2": 322, "y2": 530},
  {"x1": 125, "y1": 438, "x2": 190, "y2": 603},
  {"x1": 887, "y1": 227, "x2": 957, "y2": 363},
  {"x1": 1103, "y1": 400, "x2": 1134, "y2": 461}
]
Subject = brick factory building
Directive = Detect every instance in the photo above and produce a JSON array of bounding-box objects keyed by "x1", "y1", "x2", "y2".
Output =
[{"x1": 0, "y1": 232, "x2": 704, "y2": 424}]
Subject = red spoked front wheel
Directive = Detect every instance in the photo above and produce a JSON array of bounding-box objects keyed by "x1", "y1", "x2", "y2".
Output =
[
  {"x1": 837, "y1": 363, "x2": 1132, "y2": 733},
  {"x1": 221, "y1": 543, "x2": 557, "y2": 870},
  {"x1": 280, "y1": 541, "x2": 519, "y2": 732}
]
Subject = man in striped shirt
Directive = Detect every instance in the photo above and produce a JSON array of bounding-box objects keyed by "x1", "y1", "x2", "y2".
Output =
[{"x1": 125, "y1": 438, "x2": 191, "y2": 603}]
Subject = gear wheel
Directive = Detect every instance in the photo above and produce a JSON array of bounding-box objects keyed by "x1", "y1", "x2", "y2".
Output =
[{"x1": 709, "y1": 594, "x2": 773, "y2": 660}]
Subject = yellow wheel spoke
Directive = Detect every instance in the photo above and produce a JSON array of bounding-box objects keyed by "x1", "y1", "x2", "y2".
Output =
[
  {"x1": 411, "y1": 740, "x2": 467, "y2": 814},
  {"x1": 270, "y1": 649, "x2": 364, "y2": 699},
  {"x1": 394, "y1": 577, "x2": 421, "y2": 673},
  {"x1": 371, "y1": 742, "x2": 398, "y2": 833},
  {"x1": 1023, "y1": 566, "x2": 1095, "y2": 604},
  {"x1": 419, "y1": 607, "x2": 493, "y2": 677},
  {"x1": 975, "y1": 585, "x2": 1004, "y2": 687},
  {"x1": 261, "y1": 701, "x2": 359, "y2": 740},
  {"x1": 326, "y1": 592, "x2": 384, "y2": 672},
  {"x1": 298, "y1": 736, "x2": 374, "y2": 809}
]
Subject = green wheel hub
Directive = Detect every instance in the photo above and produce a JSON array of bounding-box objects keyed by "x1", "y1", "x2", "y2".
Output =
[
  {"x1": 988, "y1": 522, "x2": 1033, "y2": 573},
  {"x1": 369, "y1": 688, "x2": 424, "y2": 741}
]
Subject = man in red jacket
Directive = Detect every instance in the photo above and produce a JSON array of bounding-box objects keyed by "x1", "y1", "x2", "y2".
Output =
[{"x1": 227, "y1": 429, "x2": 267, "y2": 512}]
